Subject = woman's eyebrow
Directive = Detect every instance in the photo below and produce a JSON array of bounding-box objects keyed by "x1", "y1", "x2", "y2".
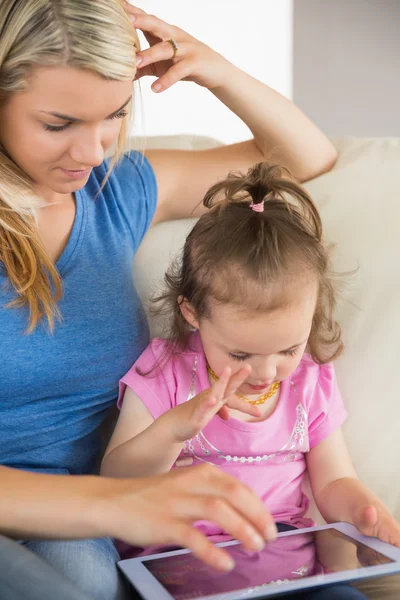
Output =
[{"x1": 39, "y1": 96, "x2": 132, "y2": 122}]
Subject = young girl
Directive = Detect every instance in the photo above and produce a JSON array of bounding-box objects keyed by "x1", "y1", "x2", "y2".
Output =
[{"x1": 101, "y1": 163, "x2": 400, "y2": 598}]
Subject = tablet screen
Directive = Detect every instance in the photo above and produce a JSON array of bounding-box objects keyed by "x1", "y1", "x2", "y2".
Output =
[{"x1": 142, "y1": 529, "x2": 393, "y2": 600}]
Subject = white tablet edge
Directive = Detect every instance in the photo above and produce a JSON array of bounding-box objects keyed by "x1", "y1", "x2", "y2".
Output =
[{"x1": 118, "y1": 522, "x2": 400, "y2": 600}]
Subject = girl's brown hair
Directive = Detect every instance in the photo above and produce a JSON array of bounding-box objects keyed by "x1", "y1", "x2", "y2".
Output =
[{"x1": 155, "y1": 162, "x2": 343, "y2": 365}]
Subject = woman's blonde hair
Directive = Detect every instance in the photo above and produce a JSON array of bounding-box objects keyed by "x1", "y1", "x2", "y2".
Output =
[{"x1": 0, "y1": 0, "x2": 139, "y2": 332}]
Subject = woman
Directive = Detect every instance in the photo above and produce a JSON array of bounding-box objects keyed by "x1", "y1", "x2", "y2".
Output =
[{"x1": 0, "y1": 1, "x2": 337, "y2": 599}]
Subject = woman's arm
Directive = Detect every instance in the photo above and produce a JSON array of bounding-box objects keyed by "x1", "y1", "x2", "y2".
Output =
[
  {"x1": 307, "y1": 429, "x2": 400, "y2": 546},
  {"x1": 0, "y1": 463, "x2": 275, "y2": 570},
  {"x1": 126, "y1": 6, "x2": 337, "y2": 223}
]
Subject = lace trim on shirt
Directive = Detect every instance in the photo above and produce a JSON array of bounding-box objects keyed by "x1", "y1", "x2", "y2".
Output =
[{"x1": 182, "y1": 355, "x2": 310, "y2": 466}]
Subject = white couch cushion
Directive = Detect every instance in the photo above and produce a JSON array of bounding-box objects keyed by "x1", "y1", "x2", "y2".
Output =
[
  {"x1": 305, "y1": 137, "x2": 400, "y2": 520},
  {"x1": 132, "y1": 136, "x2": 400, "y2": 520}
]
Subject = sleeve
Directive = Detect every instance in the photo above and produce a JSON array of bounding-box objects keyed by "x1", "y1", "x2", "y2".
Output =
[
  {"x1": 108, "y1": 151, "x2": 158, "y2": 251},
  {"x1": 307, "y1": 362, "x2": 347, "y2": 449},
  {"x1": 118, "y1": 339, "x2": 175, "y2": 421}
]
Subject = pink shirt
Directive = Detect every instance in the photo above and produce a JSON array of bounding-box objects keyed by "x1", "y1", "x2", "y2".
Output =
[{"x1": 119, "y1": 332, "x2": 347, "y2": 533}]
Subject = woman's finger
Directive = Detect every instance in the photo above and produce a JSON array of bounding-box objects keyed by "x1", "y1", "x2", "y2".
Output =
[
  {"x1": 152, "y1": 60, "x2": 202, "y2": 91},
  {"x1": 184, "y1": 465, "x2": 277, "y2": 542},
  {"x1": 136, "y1": 39, "x2": 185, "y2": 69},
  {"x1": 126, "y1": 11, "x2": 184, "y2": 44},
  {"x1": 124, "y1": 3, "x2": 147, "y2": 16},
  {"x1": 169, "y1": 522, "x2": 235, "y2": 571},
  {"x1": 173, "y1": 491, "x2": 271, "y2": 552}
]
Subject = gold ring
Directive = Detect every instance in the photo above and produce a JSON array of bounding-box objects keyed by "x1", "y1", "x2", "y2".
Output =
[{"x1": 167, "y1": 38, "x2": 179, "y2": 59}]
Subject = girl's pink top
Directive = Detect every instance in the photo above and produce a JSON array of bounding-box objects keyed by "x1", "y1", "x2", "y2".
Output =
[{"x1": 119, "y1": 332, "x2": 347, "y2": 534}]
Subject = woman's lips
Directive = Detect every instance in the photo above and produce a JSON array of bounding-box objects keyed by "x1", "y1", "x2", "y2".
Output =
[{"x1": 60, "y1": 168, "x2": 91, "y2": 180}]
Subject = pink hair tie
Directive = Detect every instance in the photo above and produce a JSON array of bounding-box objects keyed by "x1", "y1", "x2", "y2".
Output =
[{"x1": 250, "y1": 201, "x2": 264, "y2": 213}]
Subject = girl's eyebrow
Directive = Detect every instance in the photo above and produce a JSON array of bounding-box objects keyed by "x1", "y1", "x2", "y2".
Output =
[
  {"x1": 229, "y1": 338, "x2": 309, "y2": 354},
  {"x1": 39, "y1": 96, "x2": 132, "y2": 123},
  {"x1": 281, "y1": 338, "x2": 308, "y2": 352}
]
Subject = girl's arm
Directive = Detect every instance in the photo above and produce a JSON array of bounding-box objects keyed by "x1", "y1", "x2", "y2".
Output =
[
  {"x1": 101, "y1": 365, "x2": 260, "y2": 478},
  {"x1": 307, "y1": 429, "x2": 400, "y2": 546},
  {"x1": 125, "y1": 7, "x2": 337, "y2": 223},
  {"x1": 101, "y1": 387, "x2": 185, "y2": 478}
]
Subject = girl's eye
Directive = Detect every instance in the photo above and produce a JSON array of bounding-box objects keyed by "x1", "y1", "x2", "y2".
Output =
[
  {"x1": 282, "y1": 348, "x2": 298, "y2": 357},
  {"x1": 44, "y1": 109, "x2": 128, "y2": 133},
  {"x1": 229, "y1": 353, "x2": 251, "y2": 362}
]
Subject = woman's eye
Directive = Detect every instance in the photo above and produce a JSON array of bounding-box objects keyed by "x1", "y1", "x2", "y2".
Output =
[
  {"x1": 44, "y1": 122, "x2": 70, "y2": 132},
  {"x1": 108, "y1": 109, "x2": 128, "y2": 121},
  {"x1": 44, "y1": 109, "x2": 128, "y2": 133},
  {"x1": 229, "y1": 353, "x2": 251, "y2": 362}
]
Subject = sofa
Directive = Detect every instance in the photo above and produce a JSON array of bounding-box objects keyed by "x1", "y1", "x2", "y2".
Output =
[{"x1": 130, "y1": 135, "x2": 400, "y2": 525}]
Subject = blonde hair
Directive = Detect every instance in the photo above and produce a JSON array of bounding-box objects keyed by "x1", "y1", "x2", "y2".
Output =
[{"x1": 0, "y1": 0, "x2": 139, "y2": 332}]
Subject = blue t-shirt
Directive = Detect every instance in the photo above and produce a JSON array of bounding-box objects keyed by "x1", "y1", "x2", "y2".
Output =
[{"x1": 0, "y1": 152, "x2": 157, "y2": 474}]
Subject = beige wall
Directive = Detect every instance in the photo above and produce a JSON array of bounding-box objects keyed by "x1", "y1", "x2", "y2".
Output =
[{"x1": 293, "y1": 0, "x2": 400, "y2": 136}]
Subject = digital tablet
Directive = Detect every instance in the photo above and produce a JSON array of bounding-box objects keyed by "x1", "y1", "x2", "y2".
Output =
[{"x1": 118, "y1": 522, "x2": 400, "y2": 600}]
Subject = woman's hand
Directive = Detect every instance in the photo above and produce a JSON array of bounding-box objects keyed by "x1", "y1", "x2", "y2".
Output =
[
  {"x1": 124, "y1": 3, "x2": 229, "y2": 92},
  {"x1": 101, "y1": 464, "x2": 277, "y2": 571},
  {"x1": 159, "y1": 365, "x2": 260, "y2": 444},
  {"x1": 353, "y1": 505, "x2": 400, "y2": 548}
]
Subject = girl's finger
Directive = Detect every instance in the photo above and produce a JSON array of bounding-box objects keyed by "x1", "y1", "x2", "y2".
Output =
[
  {"x1": 356, "y1": 506, "x2": 378, "y2": 531},
  {"x1": 211, "y1": 366, "x2": 232, "y2": 402},
  {"x1": 217, "y1": 405, "x2": 230, "y2": 420},
  {"x1": 225, "y1": 364, "x2": 252, "y2": 398},
  {"x1": 193, "y1": 394, "x2": 219, "y2": 425},
  {"x1": 225, "y1": 394, "x2": 261, "y2": 418},
  {"x1": 175, "y1": 457, "x2": 194, "y2": 467}
]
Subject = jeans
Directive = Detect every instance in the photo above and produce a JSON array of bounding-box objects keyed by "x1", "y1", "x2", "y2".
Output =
[
  {"x1": 0, "y1": 527, "x2": 369, "y2": 600},
  {"x1": 0, "y1": 535, "x2": 134, "y2": 600},
  {"x1": 284, "y1": 586, "x2": 368, "y2": 599}
]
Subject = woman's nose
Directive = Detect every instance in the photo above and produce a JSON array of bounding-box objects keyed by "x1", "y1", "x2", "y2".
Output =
[{"x1": 69, "y1": 130, "x2": 104, "y2": 168}]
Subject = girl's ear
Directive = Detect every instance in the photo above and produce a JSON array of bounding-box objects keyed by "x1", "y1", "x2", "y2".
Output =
[{"x1": 178, "y1": 297, "x2": 200, "y2": 330}]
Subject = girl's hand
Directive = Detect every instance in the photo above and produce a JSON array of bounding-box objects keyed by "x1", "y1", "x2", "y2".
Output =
[
  {"x1": 160, "y1": 365, "x2": 261, "y2": 444},
  {"x1": 124, "y1": 3, "x2": 229, "y2": 92},
  {"x1": 104, "y1": 465, "x2": 277, "y2": 570},
  {"x1": 353, "y1": 505, "x2": 400, "y2": 548}
]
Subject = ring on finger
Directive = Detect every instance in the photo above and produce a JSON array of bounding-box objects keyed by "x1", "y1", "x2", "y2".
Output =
[{"x1": 167, "y1": 38, "x2": 179, "y2": 59}]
